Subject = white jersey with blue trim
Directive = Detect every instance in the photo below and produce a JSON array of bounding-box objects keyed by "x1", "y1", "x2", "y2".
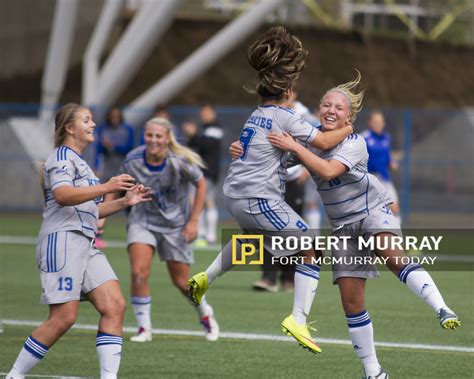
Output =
[
  {"x1": 39, "y1": 146, "x2": 102, "y2": 240},
  {"x1": 223, "y1": 105, "x2": 318, "y2": 200},
  {"x1": 119, "y1": 146, "x2": 203, "y2": 232},
  {"x1": 310, "y1": 134, "x2": 391, "y2": 226}
]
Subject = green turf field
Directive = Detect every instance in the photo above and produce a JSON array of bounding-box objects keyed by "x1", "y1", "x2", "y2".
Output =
[{"x1": 0, "y1": 213, "x2": 473, "y2": 378}]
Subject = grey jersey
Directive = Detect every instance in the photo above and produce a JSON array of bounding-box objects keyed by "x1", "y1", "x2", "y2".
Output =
[
  {"x1": 120, "y1": 146, "x2": 203, "y2": 232},
  {"x1": 309, "y1": 134, "x2": 391, "y2": 226},
  {"x1": 39, "y1": 146, "x2": 102, "y2": 239},
  {"x1": 223, "y1": 105, "x2": 318, "y2": 200}
]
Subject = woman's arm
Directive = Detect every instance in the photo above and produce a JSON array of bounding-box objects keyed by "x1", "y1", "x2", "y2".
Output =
[
  {"x1": 268, "y1": 133, "x2": 348, "y2": 180},
  {"x1": 98, "y1": 184, "x2": 151, "y2": 218},
  {"x1": 182, "y1": 177, "x2": 207, "y2": 243},
  {"x1": 310, "y1": 124, "x2": 353, "y2": 150},
  {"x1": 53, "y1": 174, "x2": 136, "y2": 206}
]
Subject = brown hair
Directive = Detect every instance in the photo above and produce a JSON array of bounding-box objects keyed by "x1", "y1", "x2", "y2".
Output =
[
  {"x1": 54, "y1": 103, "x2": 85, "y2": 147},
  {"x1": 246, "y1": 26, "x2": 308, "y2": 100}
]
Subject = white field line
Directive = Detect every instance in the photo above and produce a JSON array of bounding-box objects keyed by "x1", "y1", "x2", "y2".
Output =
[
  {"x1": 0, "y1": 373, "x2": 90, "y2": 379},
  {"x1": 3, "y1": 319, "x2": 473, "y2": 353},
  {"x1": 1, "y1": 235, "x2": 473, "y2": 262}
]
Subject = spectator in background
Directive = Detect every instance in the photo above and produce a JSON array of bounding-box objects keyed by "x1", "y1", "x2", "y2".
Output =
[
  {"x1": 95, "y1": 107, "x2": 135, "y2": 248},
  {"x1": 183, "y1": 105, "x2": 224, "y2": 245},
  {"x1": 362, "y1": 111, "x2": 400, "y2": 222}
]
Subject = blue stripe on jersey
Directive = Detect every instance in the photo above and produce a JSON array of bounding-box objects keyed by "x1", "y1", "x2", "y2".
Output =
[
  {"x1": 303, "y1": 125, "x2": 316, "y2": 144},
  {"x1": 264, "y1": 199, "x2": 289, "y2": 229},
  {"x1": 318, "y1": 173, "x2": 366, "y2": 192},
  {"x1": 47, "y1": 234, "x2": 51, "y2": 272},
  {"x1": 323, "y1": 189, "x2": 368, "y2": 206},
  {"x1": 76, "y1": 209, "x2": 98, "y2": 219},
  {"x1": 53, "y1": 232, "x2": 58, "y2": 272}
]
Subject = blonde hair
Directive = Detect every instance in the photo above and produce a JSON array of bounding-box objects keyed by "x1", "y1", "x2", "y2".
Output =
[
  {"x1": 323, "y1": 70, "x2": 364, "y2": 123},
  {"x1": 145, "y1": 117, "x2": 205, "y2": 168},
  {"x1": 39, "y1": 103, "x2": 86, "y2": 191},
  {"x1": 246, "y1": 26, "x2": 308, "y2": 100}
]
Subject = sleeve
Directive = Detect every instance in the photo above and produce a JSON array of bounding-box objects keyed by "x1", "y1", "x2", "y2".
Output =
[
  {"x1": 330, "y1": 135, "x2": 366, "y2": 170},
  {"x1": 179, "y1": 159, "x2": 204, "y2": 183},
  {"x1": 283, "y1": 111, "x2": 318, "y2": 145},
  {"x1": 48, "y1": 158, "x2": 76, "y2": 191}
]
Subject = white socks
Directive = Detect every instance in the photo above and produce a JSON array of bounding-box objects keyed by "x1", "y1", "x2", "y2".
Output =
[
  {"x1": 346, "y1": 311, "x2": 381, "y2": 377},
  {"x1": 131, "y1": 296, "x2": 152, "y2": 331},
  {"x1": 205, "y1": 207, "x2": 218, "y2": 243},
  {"x1": 398, "y1": 264, "x2": 447, "y2": 311},
  {"x1": 7, "y1": 336, "x2": 48, "y2": 378},
  {"x1": 196, "y1": 296, "x2": 213, "y2": 317},
  {"x1": 292, "y1": 264, "x2": 320, "y2": 324},
  {"x1": 96, "y1": 333, "x2": 122, "y2": 379},
  {"x1": 205, "y1": 240, "x2": 235, "y2": 284}
]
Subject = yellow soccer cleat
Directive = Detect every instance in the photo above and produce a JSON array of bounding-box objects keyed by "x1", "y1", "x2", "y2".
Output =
[
  {"x1": 281, "y1": 314, "x2": 321, "y2": 354},
  {"x1": 437, "y1": 307, "x2": 461, "y2": 330},
  {"x1": 188, "y1": 272, "x2": 209, "y2": 306}
]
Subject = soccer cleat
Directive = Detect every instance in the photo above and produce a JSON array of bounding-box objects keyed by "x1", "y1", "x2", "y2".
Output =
[
  {"x1": 281, "y1": 314, "x2": 321, "y2": 354},
  {"x1": 188, "y1": 272, "x2": 209, "y2": 306},
  {"x1": 200, "y1": 307, "x2": 220, "y2": 341},
  {"x1": 363, "y1": 368, "x2": 389, "y2": 379},
  {"x1": 437, "y1": 307, "x2": 461, "y2": 330},
  {"x1": 130, "y1": 327, "x2": 152, "y2": 342},
  {"x1": 252, "y1": 279, "x2": 279, "y2": 293}
]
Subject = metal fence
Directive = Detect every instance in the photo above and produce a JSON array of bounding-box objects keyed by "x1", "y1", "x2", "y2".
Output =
[{"x1": 1, "y1": 103, "x2": 472, "y2": 227}]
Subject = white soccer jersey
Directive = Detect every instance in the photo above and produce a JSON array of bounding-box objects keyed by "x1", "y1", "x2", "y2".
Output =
[
  {"x1": 39, "y1": 146, "x2": 102, "y2": 239},
  {"x1": 119, "y1": 146, "x2": 203, "y2": 232},
  {"x1": 223, "y1": 105, "x2": 318, "y2": 200},
  {"x1": 309, "y1": 134, "x2": 391, "y2": 226}
]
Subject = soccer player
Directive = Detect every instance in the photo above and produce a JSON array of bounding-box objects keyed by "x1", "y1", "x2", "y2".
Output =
[
  {"x1": 6, "y1": 103, "x2": 151, "y2": 379},
  {"x1": 107, "y1": 117, "x2": 219, "y2": 342},
  {"x1": 187, "y1": 26, "x2": 353, "y2": 354},
  {"x1": 361, "y1": 111, "x2": 401, "y2": 221},
  {"x1": 265, "y1": 72, "x2": 461, "y2": 378}
]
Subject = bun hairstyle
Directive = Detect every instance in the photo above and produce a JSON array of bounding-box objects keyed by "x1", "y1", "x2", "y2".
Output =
[{"x1": 246, "y1": 26, "x2": 308, "y2": 100}]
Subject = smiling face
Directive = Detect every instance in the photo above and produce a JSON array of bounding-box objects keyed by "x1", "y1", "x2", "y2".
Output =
[
  {"x1": 64, "y1": 108, "x2": 96, "y2": 150},
  {"x1": 319, "y1": 90, "x2": 352, "y2": 131},
  {"x1": 144, "y1": 122, "x2": 170, "y2": 159}
]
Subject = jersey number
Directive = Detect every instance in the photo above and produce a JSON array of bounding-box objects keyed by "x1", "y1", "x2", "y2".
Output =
[
  {"x1": 239, "y1": 127, "x2": 256, "y2": 161},
  {"x1": 58, "y1": 277, "x2": 73, "y2": 291}
]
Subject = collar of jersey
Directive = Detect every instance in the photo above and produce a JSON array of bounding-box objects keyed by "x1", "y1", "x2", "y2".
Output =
[
  {"x1": 60, "y1": 145, "x2": 83, "y2": 159},
  {"x1": 143, "y1": 150, "x2": 167, "y2": 172}
]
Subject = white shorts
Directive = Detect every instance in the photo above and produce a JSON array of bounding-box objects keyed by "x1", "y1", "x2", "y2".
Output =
[
  {"x1": 127, "y1": 224, "x2": 194, "y2": 264},
  {"x1": 331, "y1": 204, "x2": 402, "y2": 283},
  {"x1": 36, "y1": 231, "x2": 117, "y2": 304},
  {"x1": 224, "y1": 195, "x2": 314, "y2": 257}
]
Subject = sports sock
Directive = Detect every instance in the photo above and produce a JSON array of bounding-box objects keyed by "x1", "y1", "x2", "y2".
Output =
[
  {"x1": 398, "y1": 264, "x2": 447, "y2": 311},
  {"x1": 346, "y1": 311, "x2": 381, "y2": 377},
  {"x1": 205, "y1": 207, "x2": 218, "y2": 244},
  {"x1": 292, "y1": 264, "x2": 320, "y2": 324},
  {"x1": 196, "y1": 296, "x2": 213, "y2": 317},
  {"x1": 96, "y1": 333, "x2": 122, "y2": 379},
  {"x1": 7, "y1": 336, "x2": 49, "y2": 377},
  {"x1": 131, "y1": 296, "x2": 152, "y2": 331},
  {"x1": 205, "y1": 240, "x2": 236, "y2": 284}
]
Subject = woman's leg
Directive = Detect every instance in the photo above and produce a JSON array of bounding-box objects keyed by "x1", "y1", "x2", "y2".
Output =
[
  {"x1": 167, "y1": 260, "x2": 219, "y2": 341},
  {"x1": 375, "y1": 232, "x2": 460, "y2": 329},
  {"x1": 7, "y1": 302, "x2": 79, "y2": 378},
  {"x1": 88, "y1": 280, "x2": 126, "y2": 379},
  {"x1": 128, "y1": 243, "x2": 154, "y2": 337},
  {"x1": 338, "y1": 277, "x2": 382, "y2": 378}
]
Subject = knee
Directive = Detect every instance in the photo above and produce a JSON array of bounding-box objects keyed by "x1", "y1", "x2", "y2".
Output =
[
  {"x1": 50, "y1": 313, "x2": 77, "y2": 332},
  {"x1": 131, "y1": 267, "x2": 150, "y2": 286},
  {"x1": 101, "y1": 293, "x2": 127, "y2": 318}
]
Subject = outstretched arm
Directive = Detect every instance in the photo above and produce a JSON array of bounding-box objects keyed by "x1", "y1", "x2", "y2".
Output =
[
  {"x1": 98, "y1": 184, "x2": 151, "y2": 218},
  {"x1": 268, "y1": 133, "x2": 348, "y2": 180}
]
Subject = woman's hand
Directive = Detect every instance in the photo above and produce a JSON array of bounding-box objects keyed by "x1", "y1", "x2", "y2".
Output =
[
  {"x1": 123, "y1": 184, "x2": 152, "y2": 207},
  {"x1": 229, "y1": 140, "x2": 243, "y2": 160},
  {"x1": 182, "y1": 219, "x2": 198, "y2": 243},
  {"x1": 105, "y1": 174, "x2": 136, "y2": 193},
  {"x1": 267, "y1": 132, "x2": 299, "y2": 153}
]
